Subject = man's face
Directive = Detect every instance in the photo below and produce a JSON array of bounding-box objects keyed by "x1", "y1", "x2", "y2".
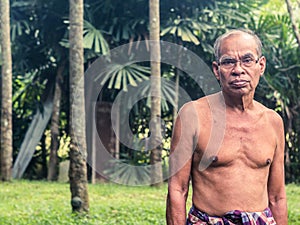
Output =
[{"x1": 212, "y1": 33, "x2": 266, "y2": 96}]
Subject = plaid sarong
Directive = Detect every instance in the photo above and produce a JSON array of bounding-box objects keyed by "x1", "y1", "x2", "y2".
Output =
[{"x1": 186, "y1": 205, "x2": 276, "y2": 225}]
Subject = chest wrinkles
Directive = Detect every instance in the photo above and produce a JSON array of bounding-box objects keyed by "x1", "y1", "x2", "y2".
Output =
[{"x1": 194, "y1": 110, "x2": 276, "y2": 169}]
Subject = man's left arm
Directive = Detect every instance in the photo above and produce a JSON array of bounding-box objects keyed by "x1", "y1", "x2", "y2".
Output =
[{"x1": 267, "y1": 114, "x2": 288, "y2": 225}]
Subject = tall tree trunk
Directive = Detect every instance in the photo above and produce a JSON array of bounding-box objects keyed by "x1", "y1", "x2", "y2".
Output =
[
  {"x1": 0, "y1": 0, "x2": 13, "y2": 181},
  {"x1": 173, "y1": 40, "x2": 183, "y2": 122},
  {"x1": 47, "y1": 62, "x2": 65, "y2": 181},
  {"x1": 285, "y1": 0, "x2": 300, "y2": 49},
  {"x1": 149, "y1": 0, "x2": 163, "y2": 186},
  {"x1": 173, "y1": 69, "x2": 180, "y2": 121},
  {"x1": 41, "y1": 133, "x2": 48, "y2": 179},
  {"x1": 68, "y1": 0, "x2": 89, "y2": 213},
  {"x1": 284, "y1": 107, "x2": 293, "y2": 182},
  {"x1": 0, "y1": 69, "x2": 1, "y2": 178}
]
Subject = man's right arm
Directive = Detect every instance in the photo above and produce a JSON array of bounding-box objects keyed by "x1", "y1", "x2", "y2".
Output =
[
  {"x1": 166, "y1": 159, "x2": 192, "y2": 225},
  {"x1": 166, "y1": 103, "x2": 197, "y2": 225}
]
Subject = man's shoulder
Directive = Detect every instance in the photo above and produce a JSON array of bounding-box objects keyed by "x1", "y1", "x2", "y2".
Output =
[
  {"x1": 179, "y1": 95, "x2": 214, "y2": 114},
  {"x1": 194, "y1": 92, "x2": 221, "y2": 108},
  {"x1": 178, "y1": 92, "x2": 223, "y2": 117},
  {"x1": 179, "y1": 96, "x2": 209, "y2": 111},
  {"x1": 254, "y1": 101, "x2": 283, "y2": 125}
]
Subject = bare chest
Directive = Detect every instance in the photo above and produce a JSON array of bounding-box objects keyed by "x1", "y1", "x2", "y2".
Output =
[{"x1": 195, "y1": 113, "x2": 276, "y2": 169}]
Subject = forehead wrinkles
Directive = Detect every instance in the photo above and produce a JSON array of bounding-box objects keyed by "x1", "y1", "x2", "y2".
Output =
[
  {"x1": 220, "y1": 53, "x2": 255, "y2": 60},
  {"x1": 219, "y1": 34, "x2": 257, "y2": 57}
]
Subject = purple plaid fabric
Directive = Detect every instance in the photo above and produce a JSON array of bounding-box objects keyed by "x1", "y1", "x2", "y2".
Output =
[{"x1": 186, "y1": 205, "x2": 277, "y2": 225}]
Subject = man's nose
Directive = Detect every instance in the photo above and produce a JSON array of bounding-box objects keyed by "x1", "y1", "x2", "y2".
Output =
[{"x1": 231, "y1": 61, "x2": 245, "y2": 75}]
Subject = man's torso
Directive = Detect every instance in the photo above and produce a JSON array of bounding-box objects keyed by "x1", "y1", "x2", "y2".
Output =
[{"x1": 189, "y1": 93, "x2": 278, "y2": 216}]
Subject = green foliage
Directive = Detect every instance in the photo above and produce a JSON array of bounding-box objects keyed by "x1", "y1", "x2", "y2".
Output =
[
  {"x1": 84, "y1": 0, "x2": 148, "y2": 45},
  {"x1": 161, "y1": 18, "x2": 201, "y2": 45},
  {"x1": 83, "y1": 20, "x2": 110, "y2": 55},
  {"x1": 99, "y1": 63, "x2": 150, "y2": 92},
  {"x1": 103, "y1": 155, "x2": 151, "y2": 186},
  {"x1": 60, "y1": 19, "x2": 110, "y2": 58},
  {"x1": 0, "y1": 181, "x2": 299, "y2": 224},
  {"x1": 10, "y1": 1, "x2": 32, "y2": 41},
  {"x1": 12, "y1": 71, "x2": 49, "y2": 159},
  {"x1": 7, "y1": 0, "x2": 300, "y2": 183},
  {"x1": 160, "y1": 0, "x2": 255, "y2": 55}
]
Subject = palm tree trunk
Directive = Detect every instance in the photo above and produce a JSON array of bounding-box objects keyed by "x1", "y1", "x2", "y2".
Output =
[
  {"x1": 285, "y1": 0, "x2": 300, "y2": 49},
  {"x1": 149, "y1": 0, "x2": 163, "y2": 186},
  {"x1": 47, "y1": 62, "x2": 65, "y2": 181},
  {"x1": 68, "y1": 0, "x2": 89, "y2": 213},
  {"x1": 284, "y1": 107, "x2": 293, "y2": 182},
  {"x1": 0, "y1": 0, "x2": 13, "y2": 181}
]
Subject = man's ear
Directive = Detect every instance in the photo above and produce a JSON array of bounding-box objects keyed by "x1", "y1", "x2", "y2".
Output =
[
  {"x1": 259, "y1": 56, "x2": 266, "y2": 76},
  {"x1": 212, "y1": 61, "x2": 220, "y2": 80}
]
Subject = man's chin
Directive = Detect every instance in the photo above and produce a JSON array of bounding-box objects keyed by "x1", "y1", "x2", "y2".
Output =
[{"x1": 225, "y1": 87, "x2": 253, "y2": 96}]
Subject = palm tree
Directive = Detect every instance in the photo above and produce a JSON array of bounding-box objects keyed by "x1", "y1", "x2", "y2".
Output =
[
  {"x1": 68, "y1": 0, "x2": 89, "y2": 212},
  {"x1": 0, "y1": 0, "x2": 13, "y2": 181},
  {"x1": 47, "y1": 61, "x2": 65, "y2": 181},
  {"x1": 149, "y1": 0, "x2": 163, "y2": 186}
]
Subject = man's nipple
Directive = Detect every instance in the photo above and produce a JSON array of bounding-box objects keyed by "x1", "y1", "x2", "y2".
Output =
[
  {"x1": 266, "y1": 158, "x2": 271, "y2": 165},
  {"x1": 211, "y1": 155, "x2": 218, "y2": 163}
]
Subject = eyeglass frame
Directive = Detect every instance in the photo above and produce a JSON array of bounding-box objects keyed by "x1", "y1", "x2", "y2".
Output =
[{"x1": 217, "y1": 55, "x2": 262, "y2": 69}]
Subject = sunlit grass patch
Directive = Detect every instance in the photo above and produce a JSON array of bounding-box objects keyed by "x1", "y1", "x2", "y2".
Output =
[{"x1": 0, "y1": 180, "x2": 299, "y2": 224}]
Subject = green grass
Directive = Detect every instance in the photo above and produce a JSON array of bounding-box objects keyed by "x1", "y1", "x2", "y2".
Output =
[
  {"x1": 0, "y1": 181, "x2": 299, "y2": 224},
  {"x1": 0, "y1": 181, "x2": 167, "y2": 225},
  {"x1": 287, "y1": 183, "x2": 300, "y2": 224}
]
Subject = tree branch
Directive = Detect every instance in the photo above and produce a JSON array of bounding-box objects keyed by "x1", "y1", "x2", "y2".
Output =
[{"x1": 285, "y1": 0, "x2": 300, "y2": 49}]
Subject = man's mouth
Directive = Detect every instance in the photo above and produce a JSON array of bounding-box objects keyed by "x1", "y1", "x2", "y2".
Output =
[{"x1": 230, "y1": 80, "x2": 249, "y2": 87}]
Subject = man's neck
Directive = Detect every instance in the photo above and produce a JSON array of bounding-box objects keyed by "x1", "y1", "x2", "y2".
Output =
[{"x1": 221, "y1": 91, "x2": 255, "y2": 112}]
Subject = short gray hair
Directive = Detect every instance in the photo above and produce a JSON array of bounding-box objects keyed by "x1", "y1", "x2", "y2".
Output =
[{"x1": 213, "y1": 28, "x2": 263, "y2": 61}]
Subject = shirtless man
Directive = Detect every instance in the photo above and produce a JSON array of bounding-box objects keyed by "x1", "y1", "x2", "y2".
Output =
[{"x1": 166, "y1": 29, "x2": 288, "y2": 225}]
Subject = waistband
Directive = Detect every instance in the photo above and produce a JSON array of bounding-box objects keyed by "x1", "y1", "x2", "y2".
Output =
[{"x1": 187, "y1": 205, "x2": 276, "y2": 225}]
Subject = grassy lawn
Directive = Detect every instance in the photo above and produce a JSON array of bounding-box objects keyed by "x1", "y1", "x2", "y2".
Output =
[{"x1": 0, "y1": 180, "x2": 299, "y2": 224}]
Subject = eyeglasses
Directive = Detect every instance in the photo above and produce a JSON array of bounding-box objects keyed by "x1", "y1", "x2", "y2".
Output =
[{"x1": 218, "y1": 56, "x2": 260, "y2": 69}]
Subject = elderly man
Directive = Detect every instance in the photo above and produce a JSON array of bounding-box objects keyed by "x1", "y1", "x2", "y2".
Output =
[{"x1": 166, "y1": 29, "x2": 288, "y2": 225}]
